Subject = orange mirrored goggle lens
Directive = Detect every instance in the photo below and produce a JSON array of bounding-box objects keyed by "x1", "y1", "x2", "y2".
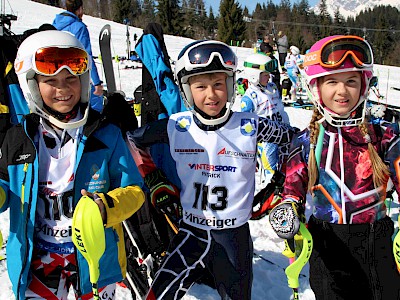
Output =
[{"x1": 34, "y1": 47, "x2": 89, "y2": 76}]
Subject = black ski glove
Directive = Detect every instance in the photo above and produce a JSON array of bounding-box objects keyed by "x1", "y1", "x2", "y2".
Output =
[
  {"x1": 269, "y1": 200, "x2": 304, "y2": 240},
  {"x1": 144, "y1": 169, "x2": 182, "y2": 222}
]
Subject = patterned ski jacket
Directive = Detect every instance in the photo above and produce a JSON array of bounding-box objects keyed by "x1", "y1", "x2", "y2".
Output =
[
  {"x1": 282, "y1": 121, "x2": 400, "y2": 224},
  {"x1": 0, "y1": 110, "x2": 145, "y2": 299}
]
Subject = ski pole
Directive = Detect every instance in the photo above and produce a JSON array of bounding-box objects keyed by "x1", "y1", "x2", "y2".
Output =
[
  {"x1": 393, "y1": 215, "x2": 400, "y2": 273},
  {"x1": 282, "y1": 222, "x2": 313, "y2": 300},
  {"x1": 72, "y1": 196, "x2": 106, "y2": 300},
  {"x1": 164, "y1": 215, "x2": 179, "y2": 234}
]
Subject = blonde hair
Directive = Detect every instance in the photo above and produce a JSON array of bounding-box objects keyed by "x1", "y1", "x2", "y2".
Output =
[
  {"x1": 307, "y1": 109, "x2": 389, "y2": 192},
  {"x1": 307, "y1": 109, "x2": 323, "y2": 191},
  {"x1": 188, "y1": 72, "x2": 227, "y2": 83}
]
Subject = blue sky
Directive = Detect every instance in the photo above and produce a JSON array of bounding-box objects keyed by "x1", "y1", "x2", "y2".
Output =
[{"x1": 204, "y1": 0, "x2": 319, "y2": 15}]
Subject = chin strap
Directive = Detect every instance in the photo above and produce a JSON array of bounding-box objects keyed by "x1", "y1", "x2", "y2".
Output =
[
  {"x1": 193, "y1": 104, "x2": 227, "y2": 120},
  {"x1": 43, "y1": 102, "x2": 79, "y2": 121}
]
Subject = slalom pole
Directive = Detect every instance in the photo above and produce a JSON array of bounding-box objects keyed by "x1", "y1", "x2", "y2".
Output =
[
  {"x1": 72, "y1": 196, "x2": 106, "y2": 300},
  {"x1": 282, "y1": 223, "x2": 313, "y2": 300},
  {"x1": 393, "y1": 215, "x2": 400, "y2": 273},
  {"x1": 0, "y1": 230, "x2": 4, "y2": 260}
]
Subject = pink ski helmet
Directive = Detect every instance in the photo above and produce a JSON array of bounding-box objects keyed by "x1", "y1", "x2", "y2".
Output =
[{"x1": 303, "y1": 35, "x2": 374, "y2": 127}]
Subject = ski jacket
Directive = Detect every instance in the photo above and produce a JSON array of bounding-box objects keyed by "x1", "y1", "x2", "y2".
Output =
[
  {"x1": 284, "y1": 54, "x2": 299, "y2": 73},
  {"x1": 52, "y1": 11, "x2": 102, "y2": 87},
  {"x1": 276, "y1": 35, "x2": 288, "y2": 54},
  {"x1": 135, "y1": 33, "x2": 186, "y2": 116},
  {"x1": 282, "y1": 121, "x2": 400, "y2": 224},
  {"x1": 0, "y1": 110, "x2": 145, "y2": 299},
  {"x1": 240, "y1": 82, "x2": 289, "y2": 124},
  {"x1": 240, "y1": 83, "x2": 290, "y2": 171},
  {"x1": 0, "y1": 35, "x2": 30, "y2": 144}
]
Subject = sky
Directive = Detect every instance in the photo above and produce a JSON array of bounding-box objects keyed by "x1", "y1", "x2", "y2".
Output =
[{"x1": 203, "y1": 0, "x2": 320, "y2": 15}]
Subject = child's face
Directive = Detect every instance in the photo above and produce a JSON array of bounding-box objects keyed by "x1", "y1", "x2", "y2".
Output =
[
  {"x1": 259, "y1": 72, "x2": 270, "y2": 86},
  {"x1": 36, "y1": 69, "x2": 81, "y2": 114},
  {"x1": 318, "y1": 71, "x2": 362, "y2": 116},
  {"x1": 189, "y1": 72, "x2": 228, "y2": 117}
]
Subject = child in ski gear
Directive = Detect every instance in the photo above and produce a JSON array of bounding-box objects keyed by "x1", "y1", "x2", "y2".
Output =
[
  {"x1": 269, "y1": 35, "x2": 400, "y2": 299},
  {"x1": 241, "y1": 52, "x2": 289, "y2": 125},
  {"x1": 0, "y1": 30, "x2": 145, "y2": 300},
  {"x1": 53, "y1": 0, "x2": 104, "y2": 112},
  {"x1": 284, "y1": 45, "x2": 301, "y2": 101},
  {"x1": 240, "y1": 52, "x2": 290, "y2": 218},
  {"x1": 127, "y1": 40, "x2": 296, "y2": 300}
]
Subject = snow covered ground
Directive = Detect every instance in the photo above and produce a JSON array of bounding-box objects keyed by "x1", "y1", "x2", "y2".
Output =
[{"x1": 0, "y1": 1, "x2": 398, "y2": 299}]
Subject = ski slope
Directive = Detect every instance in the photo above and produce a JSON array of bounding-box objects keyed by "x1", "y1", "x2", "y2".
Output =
[{"x1": 0, "y1": 1, "x2": 398, "y2": 299}]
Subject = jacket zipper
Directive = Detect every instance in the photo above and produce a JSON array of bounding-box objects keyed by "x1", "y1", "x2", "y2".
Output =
[{"x1": 16, "y1": 162, "x2": 33, "y2": 299}]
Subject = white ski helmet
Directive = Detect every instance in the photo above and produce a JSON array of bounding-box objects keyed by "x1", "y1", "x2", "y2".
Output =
[
  {"x1": 175, "y1": 40, "x2": 237, "y2": 126},
  {"x1": 14, "y1": 30, "x2": 91, "y2": 129},
  {"x1": 290, "y1": 45, "x2": 300, "y2": 56},
  {"x1": 243, "y1": 53, "x2": 277, "y2": 86}
]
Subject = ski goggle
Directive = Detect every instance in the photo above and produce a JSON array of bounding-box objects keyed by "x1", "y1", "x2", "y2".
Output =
[
  {"x1": 183, "y1": 42, "x2": 237, "y2": 72},
  {"x1": 303, "y1": 36, "x2": 373, "y2": 69},
  {"x1": 244, "y1": 59, "x2": 278, "y2": 73},
  {"x1": 16, "y1": 46, "x2": 90, "y2": 77}
]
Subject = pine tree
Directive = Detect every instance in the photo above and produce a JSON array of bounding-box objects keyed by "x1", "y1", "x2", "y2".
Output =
[
  {"x1": 207, "y1": 7, "x2": 218, "y2": 39},
  {"x1": 218, "y1": 0, "x2": 246, "y2": 45},
  {"x1": 156, "y1": 0, "x2": 184, "y2": 36},
  {"x1": 318, "y1": 0, "x2": 332, "y2": 38},
  {"x1": 99, "y1": 0, "x2": 113, "y2": 20},
  {"x1": 113, "y1": 0, "x2": 132, "y2": 23},
  {"x1": 332, "y1": 7, "x2": 345, "y2": 35}
]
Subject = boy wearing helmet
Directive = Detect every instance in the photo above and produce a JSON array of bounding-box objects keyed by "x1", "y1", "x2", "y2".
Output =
[
  {"x1": 0, "y1": 30, "x2": 145, "y2": 299},
  {"x1": 269, "y1": 35, "x2": 400, "y2": 299},
  {"x1": 240, "y1": 52, "x2": 289, "y2": 182},
  {"x1": 128, "y1": 40, "x2": 296, "y2": 300}
]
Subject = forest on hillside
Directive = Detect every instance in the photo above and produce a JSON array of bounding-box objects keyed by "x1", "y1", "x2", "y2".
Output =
[{"x1": 33, "y1": 0, "x2": 400, "y2": 66}]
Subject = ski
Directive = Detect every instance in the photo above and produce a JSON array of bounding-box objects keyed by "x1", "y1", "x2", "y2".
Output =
[{"x1": 99, "y1": 24, "x2": 116, "y2": 94}]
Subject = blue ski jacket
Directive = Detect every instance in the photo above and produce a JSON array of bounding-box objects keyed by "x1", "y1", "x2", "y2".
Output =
[
  {"x1": 136, "y1": 34, "x2": 186, "y2": 117},
  {"x1": 52, "y1": 11, "x2": 102, "y2": 87},
  {"x1": 0, "y1": 109, "x2": 145, "y2": 299}
]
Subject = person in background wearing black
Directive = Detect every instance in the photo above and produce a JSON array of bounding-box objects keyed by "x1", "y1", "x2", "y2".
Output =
[{"x1": 260, "y1": 34, "x2": 281, "y2": 94}]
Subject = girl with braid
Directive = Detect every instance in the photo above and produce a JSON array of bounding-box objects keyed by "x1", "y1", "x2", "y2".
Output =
[{"x1": 269, "y1": 35, "x2": 400, "y2": 299}]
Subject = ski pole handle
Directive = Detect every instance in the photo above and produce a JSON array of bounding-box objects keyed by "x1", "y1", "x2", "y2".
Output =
[{"x1": 285, "y1": 223, "x2": 313, "y2": 289}]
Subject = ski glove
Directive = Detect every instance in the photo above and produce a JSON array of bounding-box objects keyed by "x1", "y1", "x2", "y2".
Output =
[
  {"x1": 251, "y1": 171, "x2": 285, "y2": 220},
  {"x1": 269, "y1": 200, "x2": 303, "y2": 240},
  {"x1": 144, "y1": 169, "x2": 182, "y2": 222}
]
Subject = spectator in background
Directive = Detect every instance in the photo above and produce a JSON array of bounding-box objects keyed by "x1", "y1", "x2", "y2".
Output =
[
  {"x1": 260, "y1": 34, "x2": 281, "y2": 94},
  {"x1": 260, "y1": 35, "x2": 273, "y2": 54},
  {"x1": 53, "y1": 0, "x2": 104, "y2": 112},
  {"x1": 276, "y1": 31, "x2": 289, "y2": 70}
]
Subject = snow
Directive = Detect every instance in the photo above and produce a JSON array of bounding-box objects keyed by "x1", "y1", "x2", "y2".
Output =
[{"x1": 0, "y1": 1, "x2": 398, "y2": 299}]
